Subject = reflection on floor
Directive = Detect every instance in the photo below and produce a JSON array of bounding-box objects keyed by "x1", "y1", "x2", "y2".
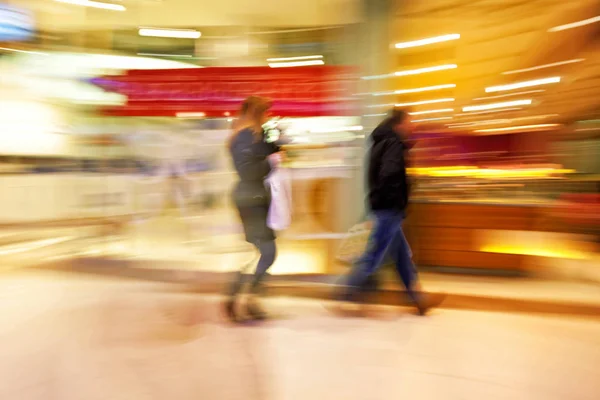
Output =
[
  {"x1": 1, "y1": 271, "x2": 599, "y2": 400},
  {"x1": 3, "y1": 214, "x2": 600, "y2": 315}
]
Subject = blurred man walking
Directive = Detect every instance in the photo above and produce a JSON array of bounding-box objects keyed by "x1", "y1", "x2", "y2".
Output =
[{"x1": 333, "y1": 109, "x2": 441, "y2": 315}]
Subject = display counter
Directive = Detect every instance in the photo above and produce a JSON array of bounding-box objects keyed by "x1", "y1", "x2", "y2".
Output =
[
  {"x1": 405, "y1": 201, "x2": 538, "y2": 273},
  {"x1": 403, "y1": 174, "x2": 598, "y2": 274}
]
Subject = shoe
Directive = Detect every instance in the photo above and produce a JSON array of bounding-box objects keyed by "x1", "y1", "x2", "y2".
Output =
[
  {"x1": 414, "y1": 292, "x2": 447, "y2": 316},
  {"x1": 223, "y1": 298, "x2": 241, "y2": 323},
  {"x1": 247, "y1": 301, "x2": 268, "y2": 321}
]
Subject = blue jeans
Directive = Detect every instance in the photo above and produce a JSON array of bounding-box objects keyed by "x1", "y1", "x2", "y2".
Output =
[{"x1": 341, "y1": 210, "x2": 418, "y2": 302}]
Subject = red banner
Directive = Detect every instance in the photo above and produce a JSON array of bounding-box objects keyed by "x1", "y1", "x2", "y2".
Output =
[{"x1": 91, "y1": 66, "x2": 358, "y2": 117}]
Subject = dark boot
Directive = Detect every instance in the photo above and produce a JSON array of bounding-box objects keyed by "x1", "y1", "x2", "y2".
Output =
[
  {"x1": 223, "y1": 297, "x2": 242, "y2": 323},
  {"x1": 224, "y1": 271, "x2": 246, "y2": 323},
  {"x1": 246, "y1": 297, "x2": 268, "y2": 321},
  {"x1": 413, "y1": 292, "x2": 447, "y2": 316}
]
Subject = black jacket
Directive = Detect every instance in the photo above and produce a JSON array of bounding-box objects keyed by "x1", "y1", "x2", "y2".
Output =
[
  {"x1": 229, "y1": 128, "x2": 280, "y2": 243},
  {"x1": 367, "y1": 121, "x2": 411, "y2": 212},
  {"x1": 230, "y1": 128, "x2": 280, "y2": 206}
]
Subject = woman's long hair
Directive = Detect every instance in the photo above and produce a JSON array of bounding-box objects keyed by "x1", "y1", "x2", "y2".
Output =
[{"x1": 228, "y1": 96, "x2": 272, "y2": 149}]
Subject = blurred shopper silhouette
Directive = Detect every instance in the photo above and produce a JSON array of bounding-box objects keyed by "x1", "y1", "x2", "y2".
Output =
[
  {"x1": 333, "y1": 109, "x2": 441, "y2": 315},
  {"x1": 225, "y1": 96, "x2": 284, "y2": 322}
]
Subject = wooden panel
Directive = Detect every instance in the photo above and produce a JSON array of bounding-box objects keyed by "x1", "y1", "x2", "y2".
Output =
[
  {"x1": 414, "y1": 227, "x2": 476, "y2": 252},
  {"x1": 412, "y1": 203, "x2": 536, "y2": 230},
  {"x1": 419, "y1": 250, "x2": 525, "y2": 270}
]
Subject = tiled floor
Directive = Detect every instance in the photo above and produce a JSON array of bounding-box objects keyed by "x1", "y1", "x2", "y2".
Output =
[{"x1": 1, "y1": 271, "x2": 599, "y2": 400}]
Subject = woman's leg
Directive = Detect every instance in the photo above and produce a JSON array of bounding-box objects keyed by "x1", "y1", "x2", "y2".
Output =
[
  {"x1": 245, "y1": 240, "x2": 277, "y2": 320},
  {"x1": 249, "y1": 239, "x2": 277, "y2": 295},
  {"x1": 226, "y1": 254, "x2": 259, "y2": 298}
]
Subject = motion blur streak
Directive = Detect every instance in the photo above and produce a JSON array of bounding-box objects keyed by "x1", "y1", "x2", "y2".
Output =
[{"x1": 0, "y1": 0, "x2": 598, "y2": 398}]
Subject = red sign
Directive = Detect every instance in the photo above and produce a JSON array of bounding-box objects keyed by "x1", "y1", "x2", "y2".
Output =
[{"x1": 92, "y1": 66, "x2": 358, "y2": 117}]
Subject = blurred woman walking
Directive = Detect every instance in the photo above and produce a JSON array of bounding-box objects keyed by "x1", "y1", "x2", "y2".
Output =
[{"x1": 225, "y1": 96, "x2": 284, "y2": 323}]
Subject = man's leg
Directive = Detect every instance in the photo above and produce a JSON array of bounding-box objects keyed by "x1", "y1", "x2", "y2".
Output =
[
  {"x1": 390, "y1": 219, "x2": 419, "y2": 302},
  {"x1": 340, "y1": 211, "x2": 402, "y2": 302},
  {"x1": 390, "y1": 219, "x2": 448, "y2": 315}
]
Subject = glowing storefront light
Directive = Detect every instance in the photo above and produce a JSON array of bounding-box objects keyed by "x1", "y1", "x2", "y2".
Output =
[
  {"x1": 176, "y1": 112, "x2": 206, "y2": 119},
  {"x1": 397, "y1": 84, "x2": 455, "y2": 94},
  {"x1": 0, "y1": 100, "x2": 67, "y2": 155},
  {"x1": 268, "y1": 60, "x2": 324, "y2": 68},
  {"x1": 473, "y1": 90, "x2": 545, "y2": 101},
  {"x1": 139, "y1": 28, "x2": 201, "y2": 39},
  {"x1": 0, "y1": 46, "x2": 46, "y2": 56},
  {"x1": 462, "y1": 99, "x2": 532, "y2": 112},
  {"x1": 395, "y1": 33, "x2": 460, "y2": 49},
  {"x1": 394, "y1": 64, "x2": 457, "y2": 76},
  {"x1": 412, "y1": 116, "x2": 453, "y2": 123},
  {"x1": 362, "y1": 64, "x2": 457, "y2": 80},
  {"x1": 369, "y1": 84, "x2": 456, "y2": 96},
  {"x1": 447, "y1": 114, "x2": 558, "y2": 128},
  {"x1": 409, "y1": 108, "x2": 454, "y2": 116},
  {"x1": 454, "y1": 107, "x2": 522, "y2": 116},
  {"x1": 502, "y1": 59, "x2": 584, "y2": 75},
  {"x1": 548, "y1": 16, "x2": 600, "y2": 32},
  {"x1": 473, "y1": 124, "x2": 560, "y2": 133},
  {"x1": 267, "y1": 55, "x2": 323, "y2": 62},
  {"x1": 55, "y1": 0, "x2": 125, "y2": 11},
  {"x1": 485, "y1": 77, "x2": 560, "y2": 93},
  {"x1": 395, "y1": 98, "x2": 454, "y2": 107}
]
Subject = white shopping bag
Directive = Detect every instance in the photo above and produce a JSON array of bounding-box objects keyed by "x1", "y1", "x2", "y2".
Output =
[{"x1": 267, "y1": 168, "x2": 292, "y2": 231}]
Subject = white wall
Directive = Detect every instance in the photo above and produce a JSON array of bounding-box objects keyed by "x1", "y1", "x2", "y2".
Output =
[
  {"x1": 26, "y1": 0, "x2": 360, "y2": 30},
  {"x1": 0, "y1": 98, "x2": 72, "y2": 156}
]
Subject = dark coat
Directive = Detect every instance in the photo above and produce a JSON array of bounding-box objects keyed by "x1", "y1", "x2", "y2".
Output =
[
  {"x1": 229, "y1": 128, "x2": 280, "y2": 244},
  {"x1": 366, "y1": 121, "x2": 411, "y2": 213}
]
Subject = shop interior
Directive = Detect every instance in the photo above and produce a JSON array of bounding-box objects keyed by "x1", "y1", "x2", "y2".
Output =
[{"x1": 0, "y1": 0, "x2": 598, "y2": 292}]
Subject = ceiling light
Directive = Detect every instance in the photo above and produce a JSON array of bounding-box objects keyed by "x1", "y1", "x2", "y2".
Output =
[
  {"x1": 139, "y1": 28, "x2": 201, "y2": 39},
  {"x1": 502, "y1": 59, "x2": 584, "y2": 75},
  {"x1": 394, "y1": 84, "x2": 456, "y2": 95},
  {"x1": 474, "y1": 124, "x2": 560, "y2": 133},
  {"x1": 412, "y1": 117, "x2": 453, "y2": 123},
  {"x1": 511, "y1": 114, "x2": 559, "y2": 122},
  {"x1": 372, "y1": 84, "x2": 455, "y2": 96},
  {"x1": 268, "y1": 60, "x2": 324, "y2": 68},
  {"x1": 55, "y1": 0, "x2": 125, "y2": 11},
  {"x1": 267, "y1": 55, "x2": 323, "y2": 62},
  {"x1": 473, "y1": 90, "x2": 545, "y2": 101},
  {"x1": 395, "y1": 34, "x2": 460, "y2": 49},
  {"x1": 361, "y1": 74, "x2": 395, "y2": 80},
  {"x1": 0, "y1": 47, "x2": 47, "y2": 56},
  {"x1": 447, "y1": 119, "x2": 509, "y2": 128},
  {"x1": 448, "y1": 114, "x2": 558, "y2": 128},
  {"x1": 366, "y1": 104, "x2": 395, "y2": 108},
  {"x1": 409, "y1": 108, "x2": 454, "y2": 116},
  {"x1": 176, "y1": 112, "x2": 206, "y2": 119},
  {"x1": 394, "y1": 64, "x2": 457, "y2": 76},
  {"x1": 454, "y1": 108, "x2": 523, "y2": 116},
  {"x1": 485, "y1": 77, "x2": 560, "y2": 92},
  {"x1": 548, "y1": 16, "x2": 600, "y2": 32},
  {"x1": 463, "y1": 99, "x2": 532, "y2": 112},
  {"x1": 396, "y1": 98, "x2": 454, "y2": 107},
  {"x1": 137, "y1": 53, "x2": 194, "y2": 58},
  {"x1": 311, "y1": 125, "x2": 363, "y2": 133}
]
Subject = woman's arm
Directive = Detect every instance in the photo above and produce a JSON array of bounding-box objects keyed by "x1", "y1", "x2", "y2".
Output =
[{"x1": 236, "y1": 147, "x2": 273, "y2": 181}]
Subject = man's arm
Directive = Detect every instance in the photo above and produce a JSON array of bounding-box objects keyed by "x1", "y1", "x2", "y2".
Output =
[{"x1": 379, "y1": 140, "x2": 406, "y2": 203}]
